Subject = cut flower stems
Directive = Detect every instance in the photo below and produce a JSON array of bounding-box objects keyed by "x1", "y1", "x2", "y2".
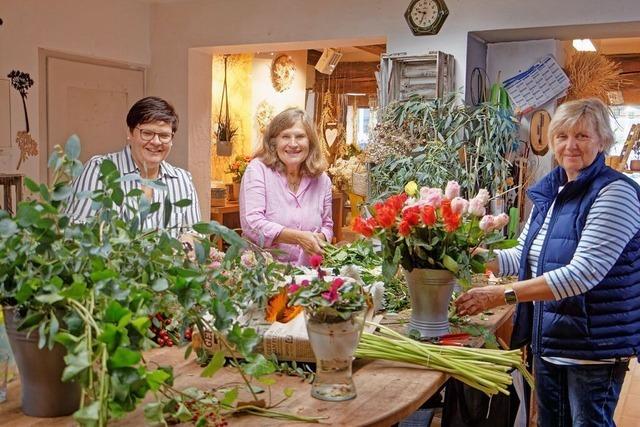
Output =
[{"x1": 355, "y1": 322, "x2": 534, "y2": 396}]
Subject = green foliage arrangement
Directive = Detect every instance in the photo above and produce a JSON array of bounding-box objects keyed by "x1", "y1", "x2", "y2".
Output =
[
  {"x1": 0, "y1": 136, "x2": 318, "y2": 426},
  {"x1": 367, "y1": 94, "x2": 520, "y2": 202}
]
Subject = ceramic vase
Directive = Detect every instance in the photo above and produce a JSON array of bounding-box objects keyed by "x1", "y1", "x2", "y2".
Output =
[
  {"x1": 403, "y1": 268, "x2": 456, "y2": 338},
  {"x1": 305, "y1": 309, "x2": 365, "y2": 401}
]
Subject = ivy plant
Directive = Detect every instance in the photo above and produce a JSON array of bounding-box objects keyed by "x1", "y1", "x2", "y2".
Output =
[{"x1": 0, "y1": 136, "x2": 318, "y2": 426}]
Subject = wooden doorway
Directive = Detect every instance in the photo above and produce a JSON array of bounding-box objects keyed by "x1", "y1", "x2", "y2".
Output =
[{"x1": 39, "y1": 50, "x2": 145, "y2": 181}]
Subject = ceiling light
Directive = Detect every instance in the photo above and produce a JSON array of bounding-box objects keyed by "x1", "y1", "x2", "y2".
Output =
[{"x1": 572, "y1": 39, "x2": 596, "y2": 52}]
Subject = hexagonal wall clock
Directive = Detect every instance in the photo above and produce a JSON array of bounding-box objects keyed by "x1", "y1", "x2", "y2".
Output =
[{"x1": 404, "y1": 0, "x2": 449, "y2": 36}]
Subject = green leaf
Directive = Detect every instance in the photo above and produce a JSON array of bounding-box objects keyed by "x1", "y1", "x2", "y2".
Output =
[
  {"x1": 0, "y1": 219, "x2": 18, "y2": 236},
  {"x1": 35, "y1": 293, "x2": 64, "y2": 304},
  {"x1": 221, "y1": 387, "x2": 239, "y2": 406},
  {"x1": 109, "y1": 347, "x2": 141, "y2": 368},
  {"x1": 17, "y1": 312, "x2": 45, "y2": 330},
  {"x1": 174, "y1": 198, "x2": 192, "y2": 208},
  {"x1": 151, "y1": 278, "x2": 169, "y2": 292},
  {"x1": 146, "y1": 369, "x2": 171, "y2": 391},
  {"x1": 175, "y1": 403, "x2": 193, "y2": 422},
  {"x1": 243, "y1": 354, "x2": 275, "y2": 378},
  {"x1": 284, "y1": 387, "x2": 295, "y2": 398},
  {"x1": 73, "y1": 401, "x2": 100, "y2": 424},
  {"x1": 143, "y1": 402, "x2": 164, "y2": 425},
  {"x1": 64, "y1": 134, "x2": 81, "y2": 160},
  {"x1": 442, "y1": 254, "x2": 459, "y2": 274},
  {"x1": 227, "y1": 324, "x2": 261, "y2": 355},
  {"x1": 104, "y1": 301, "x2": 129, "y2": 323},
  {"x1": 48, "y1": 313, "x2": 59, "y2": 350},
  {"x1": 200, "y1": 350, "x2": 225, "y2": 378},
  {"x1": 24, "y1": 177, "x2": 39, "y2": 192},
  {"x1": 63, "y1": 349, "x2": 91, "y2": 381},
  {"x1": 51, "y1": 184, "x2": 73, "y2": 201},
  {"x1": 60, "y1": 281, "x2": 87, "y2": 300},
  {"x1": 131, "y1": 316, "x2": 151, "y2": 334}
]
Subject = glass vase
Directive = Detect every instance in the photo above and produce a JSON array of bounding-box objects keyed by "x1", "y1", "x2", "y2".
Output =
[{"x1": 304, "y1": 309, "x2": 365, "y2": 401}]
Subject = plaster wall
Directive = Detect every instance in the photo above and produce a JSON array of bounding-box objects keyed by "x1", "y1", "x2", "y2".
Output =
[
  {"x1": 0, "y1": 0, "x2": 151, "y2": 182},
  {"x1": 150, "y1": 0, "x2": 640, "y2": 213},
  {"x1": 250, "y1": 50, "x2": 307, "y2": 152}
]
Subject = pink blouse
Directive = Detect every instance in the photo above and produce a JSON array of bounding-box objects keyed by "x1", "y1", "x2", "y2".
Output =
[{"x1": 239, "y1": 159, "x2": 333, "y2": 265}]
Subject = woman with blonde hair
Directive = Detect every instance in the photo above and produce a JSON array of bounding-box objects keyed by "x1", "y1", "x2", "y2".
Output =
[
  {"x1": 240, "y1": 107, "x2": 333, "y2": 265},
  {"x1": 455, "y1": 98, "x2": 640, "y2": 426}
]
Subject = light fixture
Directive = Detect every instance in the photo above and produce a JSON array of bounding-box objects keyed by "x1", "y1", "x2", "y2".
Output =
[
  {"x1": 572, "y1": 39, "x2": 596, "y2": 52},
  {"x1": 315, "y1": 48, "x2": 343, "y2": 75}
]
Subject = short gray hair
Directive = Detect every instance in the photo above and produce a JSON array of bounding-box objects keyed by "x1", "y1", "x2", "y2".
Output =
[{"x1": 548, "y1": 98, "x2": 615, "y2": 152}]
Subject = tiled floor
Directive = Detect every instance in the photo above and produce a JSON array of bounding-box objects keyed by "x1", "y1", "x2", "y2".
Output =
[{"x1": 614, "y1": 358, "x2": 640, "y2": 427}]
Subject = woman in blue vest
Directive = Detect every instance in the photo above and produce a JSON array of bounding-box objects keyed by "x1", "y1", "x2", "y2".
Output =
[{"x1": 455, "y1": 98, "x2": 640, "y2": 427}]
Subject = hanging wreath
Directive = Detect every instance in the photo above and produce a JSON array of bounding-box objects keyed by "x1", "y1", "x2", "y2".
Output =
[
  {"x1": 255, "y1": 100, "x2": 274, "y2": 134},
  {"x1": 271, "y1": 55, "x2": 295, "y2": 92}
]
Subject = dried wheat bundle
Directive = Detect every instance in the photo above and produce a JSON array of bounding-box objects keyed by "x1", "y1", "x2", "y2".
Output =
[{"x1": 564, "y1": 52, "x2": 626, "y2": 102}]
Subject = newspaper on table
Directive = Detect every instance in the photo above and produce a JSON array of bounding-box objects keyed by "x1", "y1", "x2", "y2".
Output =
[{"x1": 502, "y1": 54, "x2": 570, "y2": 115}]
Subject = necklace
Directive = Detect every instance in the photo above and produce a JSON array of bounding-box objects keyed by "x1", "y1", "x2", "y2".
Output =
[{"x1": 286, "y1": 175, "x2": 301, "y2": 192}]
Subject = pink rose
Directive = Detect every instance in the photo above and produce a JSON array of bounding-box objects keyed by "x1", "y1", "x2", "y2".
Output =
[
  {"x1": 494, "y1": 213, "x2": 510, "y2": 229},
  {"x1": 445, "y1": 181, "x2": 461, "y2": 200},
  {"x1": 468, "y1": 198, "x2": 486, "y2": 217},
  {"x1": 310, "y1": 254, "x2": 323, "y2": 268},
  {"x1": 288, "y1": 283, "x2": 301, "y2": 293},
  {"x1": 419, "y1": 187, "x2": 443, "y2": 208},
  {"x1": 474, "y1": 189, "x2": 490, "y2": 205},
  {"x1": 479, "y1": 215, "x2": 495, "y2": 232},
  {"x1": 451, "y1": 197, "x2": 469, "y2": 215}
]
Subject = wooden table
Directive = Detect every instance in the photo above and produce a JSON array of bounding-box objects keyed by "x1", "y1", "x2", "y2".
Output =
[
  {"x1": 0, "y1": 307, "x2": 513, "y2": 427},
  {"x1": 1, "y1": 349, "x2": 448, "y2": 427},
  {"x1": 211, "y1": 192, "x2": 344, "y2": 244}
]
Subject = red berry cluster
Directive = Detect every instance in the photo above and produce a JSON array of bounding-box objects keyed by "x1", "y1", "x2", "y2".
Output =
[{"x1": 149, "y1": 313, "x2": 194, "y2": 347}]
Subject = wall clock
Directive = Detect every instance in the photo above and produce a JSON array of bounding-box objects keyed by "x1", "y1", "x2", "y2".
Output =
[{"x1": 404, "y1": 0, "x2": 449, "y2": 36}]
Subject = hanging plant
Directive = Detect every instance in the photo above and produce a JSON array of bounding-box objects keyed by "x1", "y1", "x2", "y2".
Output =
[{"x1": 215, "y1": 55, "x2": 237, "y2": 157}]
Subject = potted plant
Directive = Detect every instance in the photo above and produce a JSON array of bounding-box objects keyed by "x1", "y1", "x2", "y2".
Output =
[
  {"x1": 215, "y1": 121, "x2": 238, "y2": 157},
  {"x1": 224, "y1": 155, "x2": 251, "y2": 201},
  {"x1": 0, "y1": 136, "x2": 317, "y2": 425},
  {"x1": 287, "y1": 255, "x2": 368, "y2": 402},
  {"x1": 352, "y1": 181, "x2": 515, "y2": 338}
]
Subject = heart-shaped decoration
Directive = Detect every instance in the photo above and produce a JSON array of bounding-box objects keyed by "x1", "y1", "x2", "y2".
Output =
[{"x1": 325, "y1": 128, "x2": 338, "y2": 147}]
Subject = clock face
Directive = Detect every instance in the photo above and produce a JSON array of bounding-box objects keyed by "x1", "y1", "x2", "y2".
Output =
[
  {"x1": 404, "y1": 0, "x2": 448, "y2": 35},
  {"x1": 410, "y1": 0, "x2": 439, "y2": 29}
]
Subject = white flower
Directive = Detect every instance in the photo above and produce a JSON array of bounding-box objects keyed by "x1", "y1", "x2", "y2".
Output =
[{"x1": 445, "y1": 181, "x2": 461, "y2": 200}]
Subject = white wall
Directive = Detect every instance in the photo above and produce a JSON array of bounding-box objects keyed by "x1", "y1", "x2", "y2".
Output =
[
  {"x1": 250, "y1": 51, "x2": 307, "y2": 151},
  {"x1": 0, "y1": 0, "x2": 151, "y2": 182},
  {"x1": 149, "y1": 0, "x2": 640, "y2": 215}
]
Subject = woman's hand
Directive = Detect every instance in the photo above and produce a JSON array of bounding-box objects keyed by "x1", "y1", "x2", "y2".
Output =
[
  {"x1": 297, "y1": 231, "x2": 324, "y2": 255},
  {"x1": 454, "y1": 285, "x2": 506, "y2": 316}
]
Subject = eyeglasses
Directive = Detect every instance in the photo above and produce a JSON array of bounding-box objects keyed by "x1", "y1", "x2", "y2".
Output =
[{"x1": 136, "y1": 126, "x2": 174, "y2": 145}]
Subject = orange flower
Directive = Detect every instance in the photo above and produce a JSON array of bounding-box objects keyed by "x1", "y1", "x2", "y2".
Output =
[
  {"x1": 374, "y1": 204, "x2": 397, "y2": 229},
  {"x1": 421, "y1": 205, "x2": 436, "y2": 226},
  {"x1": 398, "y1": 220, "x2": 412, "y2": 237},
  {"x1": 265, "y1": 287, "x2": 303, "y2": 323},
  {"x1": 352, "y1": 216, "x2": 376, "y2": 237},
  {"x1": 402, "y1": 206, "x2": 420, "y2": 226}
]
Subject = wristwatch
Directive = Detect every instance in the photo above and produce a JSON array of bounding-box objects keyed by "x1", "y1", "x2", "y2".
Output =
[{"x1": 504, "y1": 287, "x2": 518, "y2": 305}]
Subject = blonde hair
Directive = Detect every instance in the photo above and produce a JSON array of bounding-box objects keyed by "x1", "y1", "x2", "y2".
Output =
[
  {"x1": 548, "y1": 98, "x2": 615, "y2": 152},
  {"x1": 253, "y1": 108, "x2": 327, "y2": 177}
]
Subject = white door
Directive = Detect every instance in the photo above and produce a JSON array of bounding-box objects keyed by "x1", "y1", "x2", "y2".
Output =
[{"x1": 45, "y1": 55, "x2": 145, "y2": 171}]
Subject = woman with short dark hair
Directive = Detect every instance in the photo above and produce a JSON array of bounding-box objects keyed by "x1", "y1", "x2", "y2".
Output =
[
  {"x1": 67, "y1": 96, "x2": 200, "y2": 235},
  {"x1": 240, "y1": 107, "x2": 333, "y2": 266}
]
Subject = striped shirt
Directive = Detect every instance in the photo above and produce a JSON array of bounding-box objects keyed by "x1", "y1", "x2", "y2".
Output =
[
  {"x1": 65, "y1": 145, "x2": 201, "y2": 236},
  {"x1": 497, "y1": 179, "x2": 640, "y2": 364}
]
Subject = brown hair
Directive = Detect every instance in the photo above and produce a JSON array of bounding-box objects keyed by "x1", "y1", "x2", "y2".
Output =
[
  {"x1": 548, "y1": 98, "x2": 615, "y2": 152},
  {"x1": 253, "y1": 107, "x2": 327, "y2": 177}
]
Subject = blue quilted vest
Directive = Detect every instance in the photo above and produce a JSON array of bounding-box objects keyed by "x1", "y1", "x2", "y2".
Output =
[{"x1": 511, "y1": 153, "x2": 640, "y2": 359}]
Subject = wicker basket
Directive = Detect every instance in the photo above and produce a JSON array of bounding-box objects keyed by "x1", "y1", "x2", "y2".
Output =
[{"x1": 351, "y1": 165, "x2": 368, "y2": 197}]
